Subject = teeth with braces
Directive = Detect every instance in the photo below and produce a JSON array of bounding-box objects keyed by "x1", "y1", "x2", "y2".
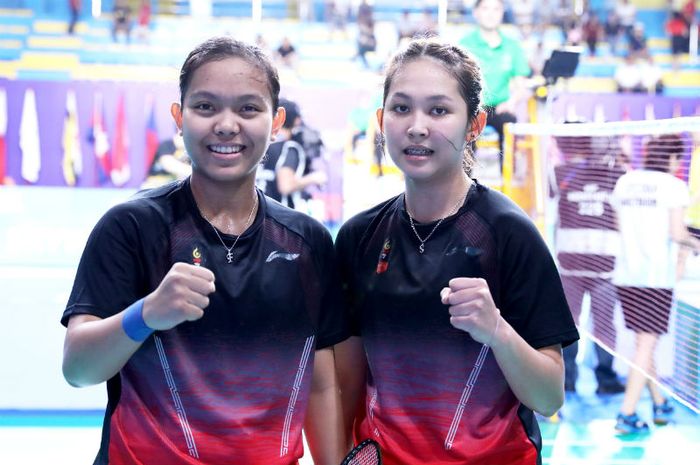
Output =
[{"x1": 405, "y1": 148, "x2": 432, "y2": 155}]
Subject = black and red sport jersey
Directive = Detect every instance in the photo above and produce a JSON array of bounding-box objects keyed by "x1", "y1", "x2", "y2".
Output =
[
  {"x1": 336, "y1": 181, "x2": 578, "y2": 465},
  {"x1": 62, "y1": 178, "x2": 348, "y2": 465}
]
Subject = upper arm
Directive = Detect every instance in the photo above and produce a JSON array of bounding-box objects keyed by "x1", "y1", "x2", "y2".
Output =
[
  {"x1": 276, "y1": 166, "x2": 298, "y2": 194},
  {"x1": 311, "y1": 348, "x2": 338, "y2": 392},
  {"x1": 537, "y1": 344, "x2": 564, "y2": 367},
  {"x1": 670, "y1": 206, "x2": 688, "y2": 242}
]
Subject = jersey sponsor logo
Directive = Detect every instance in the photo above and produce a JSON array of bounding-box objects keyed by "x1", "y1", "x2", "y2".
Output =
[
  {"x1": 265, "y1": 250, "x2": 300, "y2": 263},
  {"x1": 192, "y1": 247, "x2": 202, "y2": 266},
  {"x1": 376, "y1": 238, "x2": 391, "y2": 274}
]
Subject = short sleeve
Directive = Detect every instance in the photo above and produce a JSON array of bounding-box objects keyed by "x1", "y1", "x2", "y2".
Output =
[
  {"x1": 278, "y1": 143, "x2": 301, "y2": 171},
  {"x1": 313, "y1": 225, "x2": 351, "y2": 349},
  {"x1": 497, "y1": 212, "x2": 579, "y2": 349},
  {"x1": 61, "y1": 203, "x2": 147, "y2": 327}
]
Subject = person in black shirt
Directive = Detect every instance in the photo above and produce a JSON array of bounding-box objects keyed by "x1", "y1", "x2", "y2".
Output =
[
  {"x1": 61, "y1": 37, "x2": 348, "y2": 465},
  {"x1": 257, "y1": 98, "x2": 327, "y2": 210},
  {"x1": 335, "y1": 38, "x2": 578, "y2": 464}
]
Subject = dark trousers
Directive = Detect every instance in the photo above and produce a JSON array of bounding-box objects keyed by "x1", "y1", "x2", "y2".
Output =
[
  {"x1": 484, "y1": 106, "x2": 516, "y2": 167},
  {"x1": 564, "y1": 341, "x2": 618, "y2": 389},
  {"x1": 561, "y1": 276, "x2": 620, "y2": 389}
]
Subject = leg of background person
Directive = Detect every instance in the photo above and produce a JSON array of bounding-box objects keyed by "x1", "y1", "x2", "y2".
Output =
[
  {"x1": 590, "y1": 278, "x2": 624, "y2": 392},
  {"x1": 620, "y1": 332, "x2": 659, "y2": 415},
  {"x1": 561, "y1": 276, "x2": 585, "y2": 392},
  {"x1": 485, "y1": 108, "x2": 516, "y2": 170}
]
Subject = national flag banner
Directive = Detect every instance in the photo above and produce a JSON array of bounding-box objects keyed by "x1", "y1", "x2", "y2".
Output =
[
  {"x1": 20, "y1": 87, "x2": 41, "y2": 184},
  {"x1": 111, "y1": 92, "x2": 130, "y2": 186},
  {"x1": 0, "y1": 87, "x2": 7, "y2": 184},
  {"x1": 62, "y1": 90, "x2": 83, "y2": 186},
  {"x1": 144, "y1": 95, "x2": 159, "y2": 172},
  {"x1": 89, "y1": 92, "x2": 111, "y2": 184}
]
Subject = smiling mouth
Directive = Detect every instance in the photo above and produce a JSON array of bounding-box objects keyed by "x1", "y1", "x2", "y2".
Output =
[
  {"x1": 208, "y1": 144, "x2": 245, "y2": 154},
  {"x1": 404, "y1": 147, "x2": 433, "y2": 156}
]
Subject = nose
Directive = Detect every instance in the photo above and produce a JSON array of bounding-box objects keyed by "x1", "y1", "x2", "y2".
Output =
[
  {"x1": 407, "y1": 114, "x2": 428, "y2": 139},
  {"x1": 214, "y1": 111, "x2": 240, "y2": 137}
]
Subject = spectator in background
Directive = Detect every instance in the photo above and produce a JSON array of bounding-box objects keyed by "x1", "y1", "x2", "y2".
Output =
[
  {"x1": 552, "y1": 0, "x2": 574, "y2": 44},
  {"x1": 415, "y1": 7, "x2": 438, "y2": 38},
  {"x1": 396, "y1": 9, "x2": 416, "y2": 43},
  {"x1": 604, "y1": 10, "x2": 623, "y2": 56},
  {"x1": 628, "y1": 22, "x2": 648, "y2": 58},
  {"x1": 356, "y1": 0, "x2": 373, "y2": 28},
  {"x1": 615, "y1": 0, "x2": 637, "y2": 41},
  {"x1": 141, "y1": 133, "x2": 191, "y2": 189},
  {"x1": 255, "y1": 33, "x2": 271, "y2": 55},
  {"x1": 666, "y1": 10, "x2": 690, "y2": 70},
  {"x1": 355, "y1": 18, "x2": 377, "y2": 69},
  {"x1": 583, "y1": 12, "x2": 603, "y2": 56},
  {"x1": 112, "y1": 0, "x2": 132, "y2": 44},
  {"x1": 256, "y1": 99, "x2": 327, "y2": 211},
  {"x1": 611, "y1": 135, "x2": 700, "y2": 434},
  {"x1": 68, "y1": 0, "x2": 80, "y2": 35},
  {"x1": 135, "y1": 0, "x2": 152, "y2": 43},
  {"x1": 459, "y1": 0, "x2": 530, "y2": 163},
  {"x1": 276, "y1": 36, "x2": 298, "y2": 68},
  {"x1": 614, "y1": 52, "x2": 663, "y2": 94},
  {"x1": 325, "y1": 0, "x2": 349, "y2": 40},
  {"x1": 510, "y1": 0, "x2": 537, "y2": 38}
]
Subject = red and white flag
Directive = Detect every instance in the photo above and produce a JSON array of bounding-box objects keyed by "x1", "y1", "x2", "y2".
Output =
[
  {"x1": 90, "y1": 92, "x2": 111, "y2": 184},
  {"x1": 111, "y1": 93, "x2": 130, "y2": 186},
  {"x1": 20, "y1": 87, "x2": 41, "y2": 183}
]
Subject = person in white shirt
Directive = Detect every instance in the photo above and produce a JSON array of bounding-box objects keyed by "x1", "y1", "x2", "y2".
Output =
[{"x1": 611, "y1": 134, "x2": 700, "y2": 434}]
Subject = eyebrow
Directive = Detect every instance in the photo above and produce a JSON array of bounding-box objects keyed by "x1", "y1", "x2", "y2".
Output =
[
  {"x1": 390, "y1": 92, "x2": 454, "y2": 102},
  {"x1": 186, "y1": 91, "x2": 267, "y2": 103}
]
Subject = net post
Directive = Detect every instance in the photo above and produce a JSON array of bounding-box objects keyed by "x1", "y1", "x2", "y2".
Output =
[{"x1": 502, "y1": 122, "x2": 514, "y2": 198}]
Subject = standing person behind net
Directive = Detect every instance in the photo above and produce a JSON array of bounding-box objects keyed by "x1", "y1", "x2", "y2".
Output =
[
  {"x1": 459, "y1": 0, "x2": 530, "y2": 166},
  {"x1": 552, "y1": 132, "x2": 626, "y2": 396},
  {"x1": 334, "y1": 38, "x2": 578, "y2": 465},
  {"x1": 257, "y1": 98, "x2": 327, "y2": 211},
  {"x1": 61, "y1": 37, "x2": 348, "y2": 465},
  {"x1": 610, "y1": 134, "x2": 700, "y2": 434}
]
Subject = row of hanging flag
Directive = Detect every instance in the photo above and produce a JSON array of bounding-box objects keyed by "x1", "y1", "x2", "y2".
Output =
[{"x1": 0, "y1": 87, "x2": 160, "y2": 187}]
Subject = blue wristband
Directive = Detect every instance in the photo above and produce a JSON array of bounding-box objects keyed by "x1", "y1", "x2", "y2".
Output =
[{"x1": 121, "y1": 298, "x2": 154, "y2": 342}]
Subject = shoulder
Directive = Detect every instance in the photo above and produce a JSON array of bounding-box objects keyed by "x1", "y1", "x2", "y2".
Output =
[
  {"x1": 471, "y1": 182, "x2": 533, "y2": 229},
  {"x1": 264, "y1": 195, "x2": 333, "y2": 245},
  {"x1": 337, "y1": 195, "x2": 401, "y2": 246},
  {"x1": 100, "y1": 180, "x2": 186, "y2": 227}
]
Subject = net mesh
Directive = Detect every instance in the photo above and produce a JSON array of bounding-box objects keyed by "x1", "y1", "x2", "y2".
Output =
[
  {"x1": 505, "y1": 117, "x2": 700, "y2": 413},
  {"x1": 341, "y1": 439, "x2": 381, "y2": 465}
]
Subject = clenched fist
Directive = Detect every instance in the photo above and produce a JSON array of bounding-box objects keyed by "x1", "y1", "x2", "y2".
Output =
[
  {"x1": 142, "y1": 262, "x2": 216, "y2": 330},
  {"x1": 441, "y1": 277, "x2": 501, "y2": 345}
]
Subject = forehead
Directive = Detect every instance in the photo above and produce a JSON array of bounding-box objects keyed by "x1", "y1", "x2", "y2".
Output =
[
  {"x1": 186, "y1": 56, "x2": 271, "y2": 101},
  {"x1": 388, "y1": 58, "x2": 461, "y2": 99}
]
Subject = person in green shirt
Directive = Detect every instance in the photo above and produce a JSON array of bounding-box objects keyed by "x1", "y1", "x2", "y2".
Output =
[{"x1": 459, "y1": 0, "x2": 530, "y2": 163}]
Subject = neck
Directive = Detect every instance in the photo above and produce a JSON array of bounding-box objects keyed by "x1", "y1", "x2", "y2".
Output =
[
  {"x1": 405, "y1": 175, "x2": 471, "y2": 223},
  {"x1": 190, "y1": 175, "x2": 259, "y2": 235},
  {"x1": 479, "y1": 27, "x2": 501, "y2": 46}
]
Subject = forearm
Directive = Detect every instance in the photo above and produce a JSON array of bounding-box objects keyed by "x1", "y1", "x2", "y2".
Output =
[
  {"x1": 490, "y1": 317, "x2": 564, "y2": 416},
  {"x1": 304, "y1": 348, "x2": 345, "y2": 465},
  {"x1": 334, "y1": 336, "x2": 367, "y2": 446},
  {"x1": 62, "y1": 313, "x2": 143, "y2": 387}
]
